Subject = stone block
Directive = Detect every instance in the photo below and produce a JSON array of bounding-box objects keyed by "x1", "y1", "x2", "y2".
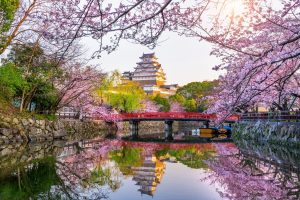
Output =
[
  {"x1": 21, "y1": 119, "x2": 29, "y2": 127},
  {"x1": 2, "y1": 129, "x2": 12, "y2": 136},
  {"x1": 12, "y1": 118, "x2": 19, "y2": 125}
]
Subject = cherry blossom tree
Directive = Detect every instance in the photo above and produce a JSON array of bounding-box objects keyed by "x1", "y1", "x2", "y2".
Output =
[
  {"x1": 3, "y1": 0, "x2": 299, "y2": 119},
  {"x1": 55, "y1": 64, "x2": 103, "y2": 111},
  {"x1": 139, "y1": 99, "x2": 160, "y2": 112},
  {"x1": 1, "y1": 0, "x2": 200, "y2": 58},
  {"x1": 170, "y1": 102, "x2": 184, "y2": 112},
  {"x1": 54, "y1": 64, "x2": 123, "y2": 123},
  {"x1": 43, "y1": 0, "x2": 201, "y2": 58},
  {"x1": 201, "y1": 0, "x2": 300, "y2": 117}
]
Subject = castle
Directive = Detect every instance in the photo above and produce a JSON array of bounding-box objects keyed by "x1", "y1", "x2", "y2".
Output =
[{"x1": 122, "y1": 53, "x2": 178, "y2": 97}]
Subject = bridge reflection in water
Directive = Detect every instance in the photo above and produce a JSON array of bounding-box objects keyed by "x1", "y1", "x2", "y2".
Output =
[
  {"x1": 0, "y1": 139, "x2": 299, "y2": 199},
  {"x1": 57, "y1": 140, "x2": 300, "y2": 199}
]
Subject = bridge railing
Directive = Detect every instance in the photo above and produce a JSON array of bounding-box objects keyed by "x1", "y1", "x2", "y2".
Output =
[
  {"x1": 240, "y1": 111, "x2": 300, "y2": 122},
  {"x1": 53, "y1": 111, "x2": 239, "y2": 122},
  {"x1": 55, "y1": 112, "x2": 94, "y2": 120},
  {"x1": 118, "y1": 112, "x2": 215, "y2": 120},
  {"x1": 117, "y1": 112, "x2": 239, "y2": 121}
]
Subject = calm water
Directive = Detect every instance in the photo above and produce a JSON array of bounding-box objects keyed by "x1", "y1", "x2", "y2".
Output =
[{"x1": 0, "y1": 138, "x2": 299, "y2": 200}]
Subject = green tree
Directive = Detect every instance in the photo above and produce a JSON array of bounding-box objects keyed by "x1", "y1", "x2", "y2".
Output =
[
  {"x1": 169, "y1": 93, "x2": 186, "y2": 105},
  {"x1": 98, "y1": 75, "x2": 145, "y2": 112},
  {"x1": 109, "y1": 147, "x2": 143, "y2": 175},
  {"x1": 176, "y1": 81, "x2": 218, "y2": 112},
  {"x1": 152, "y1": 95, "x2": 170, "y2": 112},
  {"x1": 0, "y1": 62, "x2": 24, "y2": 102},
  {"x1": 31, "y1": 82, "x2": 59, "y2": 112},
  {"x1": 184, "y1": 99, "x2": 197, "y2": 112},
  {"x1": 155, "y1": 148, "x2": 215, "y2": 169},
  {"x1": 0, "y1": 0, "x2": 21, "y2": 55},
  {"x1": 4, "y1": 43, "x2": 61, "y2": 112},
  {"x1": 0, "y1": 157, "x2": 59, "y2": 200},
  {"x1": 0, "y1": 0, "x2": 19, "y2": 33},
  {"x1": 177, "y1": 81, "x2": 218, "y2": 99},
  {"x1": 90, "y1": 166, "x2": 121, "y2": 191},
  {"x1": 97, "y1": 70, "x2": 122, "y2": 103}
]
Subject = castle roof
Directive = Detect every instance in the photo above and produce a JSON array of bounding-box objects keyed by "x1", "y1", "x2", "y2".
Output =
[{"x1": 140, "y1": 53, "x2": 156, "y2": 59}]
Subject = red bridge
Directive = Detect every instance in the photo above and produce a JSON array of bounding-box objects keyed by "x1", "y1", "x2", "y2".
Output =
[
  {"x1": 108, "y1": 112, "x2": 239, "y2": 122},
  {"x1": 57, "y1": 111, "x2": 239, "y2": 122},
  {"x1": 57, "y1": 111, "x2": 239, "y2": 140}
]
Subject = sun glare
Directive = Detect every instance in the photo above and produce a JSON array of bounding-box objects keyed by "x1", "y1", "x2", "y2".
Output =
[{"x1": 224, "y1": 0, "x2": 246, "y2": 15}]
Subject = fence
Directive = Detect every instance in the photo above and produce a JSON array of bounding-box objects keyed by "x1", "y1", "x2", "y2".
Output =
[
  {"x1": 56, "y1": 112, "x2": 93, "y2": 120},
  {"x1": 240, "y1": 111, "x2": 300, "y2": 122}
]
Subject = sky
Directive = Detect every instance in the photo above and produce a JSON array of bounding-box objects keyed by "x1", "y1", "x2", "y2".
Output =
[{"x1": 84, "y1": 32, "x2": 224, "y2": 86}]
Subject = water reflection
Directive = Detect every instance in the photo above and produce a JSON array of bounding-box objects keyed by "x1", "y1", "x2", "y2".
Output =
[
  {"x1": 0, "y1": 142, "x2": 64, "y2": 200},
  {"x1": 0, "y1": 139, "x2": 299, "y2": 199},
  {"x1": 204, "y1": 141, "x2": 300, "y2": 200}
]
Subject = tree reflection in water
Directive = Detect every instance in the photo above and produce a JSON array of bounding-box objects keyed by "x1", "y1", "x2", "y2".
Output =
[
  {"x1": 0, "y1": 140, "x2": 299, "y2": 199},
  {"x1": 49, "y1": 141, "x2": 218, "y2": 198},
  {"x1": 109, "y1": 147, "x2": 143, "y2": 175},
  {"x1": 0, "y1": 157, "x2": 59, "y2": 200},
  {"x1": 204, "y1": 142, "x2": 300, "y2": 200}
]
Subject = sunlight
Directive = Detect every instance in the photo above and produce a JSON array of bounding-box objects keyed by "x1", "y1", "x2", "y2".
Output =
[{"x1": 224, "y1": 0, "x2": 246, "y2": 16}]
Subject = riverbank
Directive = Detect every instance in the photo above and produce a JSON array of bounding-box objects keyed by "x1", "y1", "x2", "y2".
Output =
[
  {"x1": 0, "y1": 114, "x2": 117, "y2": 144},
  {"x1": 233, "y1": 121, "x2": 300, "y2": 146}
]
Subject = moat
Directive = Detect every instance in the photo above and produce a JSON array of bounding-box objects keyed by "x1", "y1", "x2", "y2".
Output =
[{"x1": 0, "y1": 131, "x2": 299, "y2": 200}]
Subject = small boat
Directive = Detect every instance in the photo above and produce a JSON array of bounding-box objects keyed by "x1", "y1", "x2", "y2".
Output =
[
  {"x1": 199, "y1": 128, "x2": 218, "y2": 138},
  {"x1": 199, "y1": 126, "x2": 232, "y2": 139}
]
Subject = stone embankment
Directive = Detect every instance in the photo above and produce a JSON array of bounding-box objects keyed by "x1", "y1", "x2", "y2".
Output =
[
  {"x1": 233, "y1": 121, "x2": 300, "y2": 145},
  {"x1": 0, "y1": 115, "x2": 117, "y2": 144}
]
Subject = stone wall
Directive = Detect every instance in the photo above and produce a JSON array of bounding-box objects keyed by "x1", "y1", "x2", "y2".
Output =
[
  {"x1": 0, "y1": 115, "x2": 117, "y2": 144},
  {"x1": 63, "y1": 120, "x2": 116, "y2": 140},
  {"x1": 233, "y1": 121, "x2": 300, "y2": 145}
]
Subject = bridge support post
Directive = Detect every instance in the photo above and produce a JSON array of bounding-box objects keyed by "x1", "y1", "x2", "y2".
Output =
[
  {"x1": 204, "y1": 121, "x2": 210, "y2": 128},
  {"x1": 129, "y1": 120, "x2": 139, "y2": 139},
  {"x1": 165, "y1": 120, "x2": 174, "y2": 140}
]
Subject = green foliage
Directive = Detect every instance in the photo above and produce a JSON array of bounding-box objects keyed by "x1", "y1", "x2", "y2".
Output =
[
  {"x1": 0, "y1": 62, "x2": 24, "y2": 101},
  {"x1": 109, "y1": 93, "x2": 142, "y2": 112},
  {"x1": 98, "y1": 74, "x2": 145, "y2": 112},
  {"x1": 33, "y1": 114, "x2": 57, "y2": 121},
  {"x1": 98, "y1": 70, "x2": 122, "y2": 93},
  {"x1": 155, "y1": 148, "x2": 215, "y2": 169},
  {"x1": 0, "y1": 0, "x2": 19, "y2": 55},
  {"x1": 109, "y1": 147, "x2": 143, "y2": 175},
  {"x1": 31, "y1": 82, "x2": 59, "y2": 111},
  {"x1": 0, "y1": 0, "x2": 19, "y2": 33},
  {"x1": 1, "y1": 43, "x2": 62, "y2": 112},
  {"x1": 169, "y1": 93, "x2": 186, "y2": 104},
  {"x1": 176, "y1": 81, "x2": 218, "y2": 112},
  {"x1": 184, "y1": 99, "x2": 197, "y2": 112},
  {"x1": 90, "y1": 166, "x2": 121, "y2": 191},
  {"x1": 152, "y1": 95, "x2": 170, "y2": 112},
  {"x1": 177, "y1": 81, "x2": 218, "y2": 99},
  {"x1": 0, "y1": 157, "x2": 59, "y2": 200}
]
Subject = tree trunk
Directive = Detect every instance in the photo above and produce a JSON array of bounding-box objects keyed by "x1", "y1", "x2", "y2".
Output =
[{"x1": 20, "y1": 90, "x2": 26, "y2": 112}]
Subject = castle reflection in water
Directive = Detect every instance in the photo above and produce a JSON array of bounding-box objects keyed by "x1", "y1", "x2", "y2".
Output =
[
  {"x1": 132, "y1": 154, "x2": 165, "y2": 196},
  {"x1": 0, "y1": 139, "x2": 299, "y2": 200}
]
